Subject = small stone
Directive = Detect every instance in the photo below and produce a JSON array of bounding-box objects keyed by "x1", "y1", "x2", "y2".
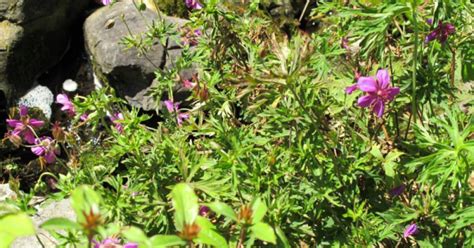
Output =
[
  {"x1": 18, "y1": 85, "x2": 54, "y2": 119},
  {"x1": 63, "y1": 79, "x2": 78, "y2": 92}
]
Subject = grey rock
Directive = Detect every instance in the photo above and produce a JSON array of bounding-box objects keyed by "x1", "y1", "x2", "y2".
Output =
[
  {"x1": 0, "y1": 183, "x2": 16, "y2": 201},
  {"x1": 0, "y1": 0, "x2": 89, "y2": 105},
  {"x1": 12, "y1": 198, "x2": 76, "y2": 248},
  {"x1": 84, "y1": 1, "x2": 193, "y2": 111},
  {"x1": 18, "y1": 85, "x2": 54, "y2": 119}
]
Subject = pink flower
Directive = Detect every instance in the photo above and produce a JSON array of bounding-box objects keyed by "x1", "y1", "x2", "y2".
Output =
[
  {"x1": 349, "y1": 69, "x2": 400, "y2": 117},
  {"x1": 96, "y1": 0, "x2": 112, "y2": 5},
  {"x1": 109, "y1": 113, "x2": 124, "y2": 133},
  {"x1": 6, "y1": 105, "x2": 44, "y2": 144},
  {"x1": 80, "y1": 113, "x2": 89, "y2": 121},
  {"x1": 403, "y1": 223, "x2": 418, "y2": 238},
  {"x1": 199, "y1": 205, "x2": 210, "y2": 216},
  {"x1": 183, "y1": 79, "x2": 197, "y2": 89},
  {"x1": 425, "y1": 20, "x2": 455, "y2": 44},
  {"x1": 56, "y1": 94, "x2": 76, "y2": 116},
  {"x1": 345, "y1": 71, "x2": 361, "y2": 94},
  {"x1": 163, "y1": 100, "x2": 189, "y2": 126},
  {"x1": 164, "y1": 100, "x2": 179, "y2": 113},
  {"x1": 185, "y1": 0, "x2": 203, "y2": 10},
  {"x1": 31, "y1": 137, "x2": 60, "y2": 164}
]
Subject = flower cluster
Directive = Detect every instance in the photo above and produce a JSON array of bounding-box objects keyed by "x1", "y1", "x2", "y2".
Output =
[
  {"x1": 425, "y1": 20, "x2": 455, "y2": 44},
  {"x1": 346, "y1": 69, "x2": 400, "y2": 117},
  {"x1": 6, "y1": 105, "x2": 44, "y2": 145}
]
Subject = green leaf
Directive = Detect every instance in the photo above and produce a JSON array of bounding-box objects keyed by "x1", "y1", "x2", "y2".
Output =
[
  {"x1": 207, "y1": 202, "x2": 237, "y2": 221},
  {"x1": 41, "y1": 217, "x2": 80, "y2": 231},
  {"x1": 122, "y1": 226, "x2": 149, "y2": 244},
  {"x1": 251, "y1": 198, "x2": 267, "y2": 224},
  {"x1": 150, "y1": 235, "x2": 186, "y2": 247},
  {"x1": 250, "y1": 222, "x2": 276, "y2": 244},
  {"x1": 171, "y1": 183, "x2": 199, "y2": 232},
  {"x1": 196, "y1": 228, "x2": 228, "y2": 248},
  {"x1": 0, "y1": 213, "x2": 35, "y2": 248}
]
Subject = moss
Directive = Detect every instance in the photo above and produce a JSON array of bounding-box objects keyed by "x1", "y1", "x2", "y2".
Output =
[{"x1": 0, "y1": 21, "x2": 22, "y2": 50}]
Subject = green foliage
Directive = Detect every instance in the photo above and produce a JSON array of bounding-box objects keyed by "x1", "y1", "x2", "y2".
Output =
[{"x1": 3, "y1": 0, "x2": 474, "y2": 247}]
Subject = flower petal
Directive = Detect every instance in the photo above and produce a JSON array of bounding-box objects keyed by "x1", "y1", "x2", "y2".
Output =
[
  {"x1": 56, "y1": 94, "x2": 70, "y2": 105},
  {"x1": 345, "y1": 84, "x2": 358, "y2": 94},
  {"x1": 23, "y1": 130, "x2": 37, "y2": 144},
  {"x1": 386, "y1": 87, "x2": 400, "y2": 101},
  {"x1": 372, "y1": 100, "x2": 385, "y2": 117},
  {"x1": 29, "y1": 119, "x2": 44, "y2": 128},
  {"x1": 124, "y1": 243, "x2": 139, "y2": 248},
  {"x1": 19, "y1": 105, "x2": 28, "y2": 116},
  {"x1": 376, "y1": 69, "x2": 390, "y2": 89},
  {"x1": 44, "y1": 151, "x2": 57, "y2": 164},
  {"x1": 357, "y1": 77, "x2": 378, "y2": 92},
  {"x1": 357, "y1": 95, "x2": 375, "y2": 107},
  {"x1": 425, "y1": 30, "x2": 438, "y2": 43},
  {"x1": 6, "y1": 119, "x2": 22, "y2": 128},
  {"x1": 31, "y1": 146, "x2": 45, "y2": 156}
]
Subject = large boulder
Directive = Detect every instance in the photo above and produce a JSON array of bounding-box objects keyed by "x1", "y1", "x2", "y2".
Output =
[
  {"x1": 0, "y1": 0, "x2": 89, "y2": 102},
  {"x1": 84, "y1": 1, "x2": 193, "y2": 111}
]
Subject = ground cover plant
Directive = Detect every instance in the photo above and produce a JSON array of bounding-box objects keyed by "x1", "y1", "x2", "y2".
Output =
[{"x1": 1, "y1": 0, "x2": 473, "y2": 247}]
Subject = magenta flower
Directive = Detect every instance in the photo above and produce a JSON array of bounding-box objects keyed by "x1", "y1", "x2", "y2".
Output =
[
  {"x1": 96, "y1": 0, "x2": 112, "y2": 5},
  {"x1": 109, "y1": 113, "x2": 124, "y2": 133},
  {"x1": 348, "y1": 69, "x2": 399, "y2": 117},
  {"x1": 185, "y1": 0, "x2": 203, "y2": 10},
  {"x1": 341, "y1": 37, "x2": 349, "y2": 50},
  {"x1": 345, "y1": 71, "x2": 361, "y2": 94},
  {"x1": 93, "y1": 238, "x2": 137, "y2": 248},
  {"x1": 183, "y1": 79, "x2": 197, "y2": 89},
  {"x1": 31, "y1": 137, "x2": 60, "y2": 164},
  {"x1": 403, "y1": 223, "x2": 418, "y2": 238},
  {"x1": 425, "y1": 20, "x2": 455, "y2": 44},
  {"x1": 56, "y1": 94, "x2": 76, "y2": 116},
  {"x1": 6, "y1": 105, "x2": 44, "y2": 144},
  {"x1": 164, "y1": 100, "x2": 179, "y2": 113},
  {"x1": 199, "y1": 205, "x2": 210, "y2": 216},
  {"x1": 163, "y1": 100, "x2": 189, "y2": 126}
]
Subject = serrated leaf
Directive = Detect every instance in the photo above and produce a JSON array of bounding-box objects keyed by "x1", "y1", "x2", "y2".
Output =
[
  {"x1": 250, "y1": 222, "x2": 276, "y2": 244},
  {"x1": 207, "y1": 202, "x2": 237, "y2": 221}
]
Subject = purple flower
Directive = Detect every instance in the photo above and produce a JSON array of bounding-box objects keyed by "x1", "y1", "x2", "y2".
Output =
[
  {"x1": 350, "y1": 69, "x2": 400, "y2": 117},
  {"x1": 93, "y1": 238, "x2": 137, "y2": 248},
  {"x1": 163, "y1": 100, "x2": 189, "y2": 126},
  {"x1": 345, "y1": 71, "x2": 361, "y2": 94},
  {"x1": 389, "y1": 184, "x2": 405, "y2": 197},
  {"x1": 403, "y1": 223, "x2": 418, "y2": 238},
  {"x1": 31, "y1": 137, "x2": 60, "y2": 164},
  {"x1": 425, "y1": 20, "x2": 455, "y2": 44},
  {"x1": 109, "y1": 113, "x2": 124, "y2": 133},
  {"x1": 199, "y1": 205, "x2": 210, "y2": 216},
  {"x1": 6, "y1": 105, "x2": 44, "y2": 144},
  {"x1": 185, "y1": 0, "x2": 203, "y2": 10},
  {"x1": 56, "y1": 94, "x2": 76, "y2": 116}
]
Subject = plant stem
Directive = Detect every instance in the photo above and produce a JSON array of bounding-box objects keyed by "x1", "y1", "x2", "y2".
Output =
[
  {"x1": 237, "y1": 225, "x2": 247, "y2": 248},
  {"x1": 411, "y1": 1, "x2": 419, "y2": 134}
]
